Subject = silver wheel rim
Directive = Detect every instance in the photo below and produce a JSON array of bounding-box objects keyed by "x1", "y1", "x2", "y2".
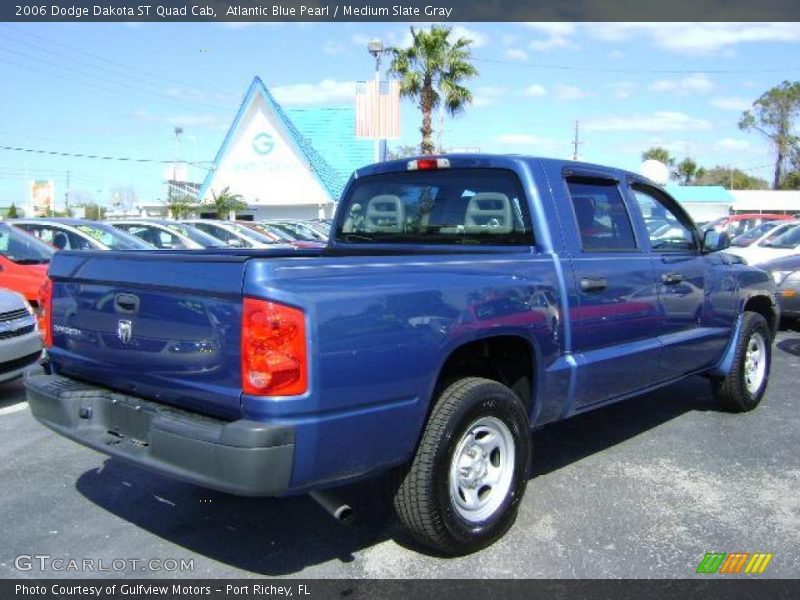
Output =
[
  {"x1": 744, "y1": 331, "x2": 767, "y2": 395},
  {"x1": 449, "y1": 416, "x2": 515, "y2": 523}
]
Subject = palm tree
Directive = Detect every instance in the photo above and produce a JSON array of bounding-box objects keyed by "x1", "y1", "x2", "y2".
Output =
[
  {"x1": 167, "y1": 195, "x2": 196, "y2": 219},
  {"x1": 210, "y1": 186, "x2": 247, "y2": 219},
  {"x1": 388, "y1": 26, "x2": 478, "y2": 155}
]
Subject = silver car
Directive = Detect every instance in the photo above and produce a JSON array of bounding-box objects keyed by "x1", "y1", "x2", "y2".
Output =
[{"x1": 0, "y1": 289, "x2": 42, "y2": 384}]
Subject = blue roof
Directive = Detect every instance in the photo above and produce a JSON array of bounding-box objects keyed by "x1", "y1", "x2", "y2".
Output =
[
  {"x1": 287, "y1": 107, "x2": 373, "y2": 181},
  {"x1": 664, "y1": 184, "x2": 735, "y2": 203},
  {"x1": 200, "y1": 77, "x2": 367, "y2": 201}
]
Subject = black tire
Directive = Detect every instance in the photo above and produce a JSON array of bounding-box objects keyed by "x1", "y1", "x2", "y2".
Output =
[
  {"x1": 393, "y1": 377, "x2": 531, "y2": 555},
  {"x1": 712, "y1": 311, "x2": 772, "y2": 412}
]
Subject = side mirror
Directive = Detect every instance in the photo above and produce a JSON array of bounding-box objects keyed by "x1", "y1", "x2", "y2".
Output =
[{"x1": 703, "y1": 229, "x2": 730, "y2": 252}]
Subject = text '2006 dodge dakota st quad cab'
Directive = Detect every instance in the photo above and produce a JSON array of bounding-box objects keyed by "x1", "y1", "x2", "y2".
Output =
[{"x1": 27, "y1": 155, "x2": 778, "y2": 555}]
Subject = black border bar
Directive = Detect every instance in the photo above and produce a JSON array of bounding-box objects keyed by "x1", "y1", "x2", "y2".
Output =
[
  {"x1": 4, "y1": 579, "x2": 800, "y2": 600},
  {"x1": 3, "y1": 0, "x2": 800, "y2": 22}
]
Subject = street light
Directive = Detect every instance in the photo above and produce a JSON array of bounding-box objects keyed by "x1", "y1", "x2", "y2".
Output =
[{"x1": 367, "y1": 39, "x2": 387, "y2": 163}]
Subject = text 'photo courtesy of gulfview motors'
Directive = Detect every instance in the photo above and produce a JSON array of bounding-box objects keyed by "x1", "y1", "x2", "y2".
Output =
[{"x1": 0, "y1": 2, "x2": 799, "y2": 591}]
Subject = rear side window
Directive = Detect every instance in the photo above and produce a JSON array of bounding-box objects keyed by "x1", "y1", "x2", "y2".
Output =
[
  {"x1": 566, "y1": 178, "x2": 637, "y2": 252},
  {"x1": 336, "y1": 168, "x2": 533, "y2": 245}
]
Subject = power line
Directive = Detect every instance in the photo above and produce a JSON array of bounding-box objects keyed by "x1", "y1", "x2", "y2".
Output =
[
  {"x1": 0, "y1": 143, "x2": 213, "y2": 166},
  {"x1": 472, "y1": 56, "x2": 799, "y2": 75}
]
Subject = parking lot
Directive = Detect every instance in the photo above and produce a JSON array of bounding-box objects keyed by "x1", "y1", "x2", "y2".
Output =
[{"x1": 1, "y1": 327, "x2": 798, "y2": 579}]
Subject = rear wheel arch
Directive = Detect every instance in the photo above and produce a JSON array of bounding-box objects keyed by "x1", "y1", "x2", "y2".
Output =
[{"x1": 430, "y1": 334, "x2": 539, "y2": 418}]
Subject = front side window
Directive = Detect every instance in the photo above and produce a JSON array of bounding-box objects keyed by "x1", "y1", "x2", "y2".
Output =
[
  {"x1": 632, "y1": 185, "x2": 699, "y2": 252},
  {"x1": 336, "y1": 168, "x2": 533, "y2": 246},
  {"x1": 566, "y1": 178, "x2": 637, "y2": 252}
]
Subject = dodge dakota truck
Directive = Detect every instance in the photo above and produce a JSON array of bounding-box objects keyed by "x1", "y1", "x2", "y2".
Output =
[{"x1": 26, "y1": 155, "x2": 778, "y2": 555}]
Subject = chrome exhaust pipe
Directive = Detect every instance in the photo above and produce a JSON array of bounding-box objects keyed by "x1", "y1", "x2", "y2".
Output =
[{"x1": 309, "y1": 490, "x2": 356, "y2": 525}]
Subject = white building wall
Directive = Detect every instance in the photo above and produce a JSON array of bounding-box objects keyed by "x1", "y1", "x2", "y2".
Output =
[{"x1": 202, "y1": 94, "x2": 335, "y2": 211}]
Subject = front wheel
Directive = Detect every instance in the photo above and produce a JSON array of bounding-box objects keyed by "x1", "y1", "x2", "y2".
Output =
[
  {"x1": 712, "y1": 311, "x2": 772, "y2": 412},
  {"x1": 393, "y1": 377, "x2": 531, "y2": 555}
]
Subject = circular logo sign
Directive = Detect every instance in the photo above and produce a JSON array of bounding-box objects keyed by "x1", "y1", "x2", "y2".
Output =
[{"x1": 252, "y1": 132, "x2": 275, "y2": 155}]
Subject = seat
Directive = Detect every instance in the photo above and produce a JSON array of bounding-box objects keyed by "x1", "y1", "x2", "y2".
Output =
[
  {"x1": 52, "y1": 231, "x2": 69, "y2": 250},
  {"x1": 364, "y1": 195, "x2": 405, "y2": 233},
  {"x1": 463, "y1": 192, "x2": 512, "y2": 234}
]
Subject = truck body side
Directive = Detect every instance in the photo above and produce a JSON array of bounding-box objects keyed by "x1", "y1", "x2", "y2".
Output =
[{"x1": 28, "y1": 156, "x2": 777, "y2": 499}]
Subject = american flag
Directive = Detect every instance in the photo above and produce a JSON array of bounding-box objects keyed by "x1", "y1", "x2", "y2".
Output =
[{"x1": 355, "y1": 80, "x2": 400, "y2": 139}]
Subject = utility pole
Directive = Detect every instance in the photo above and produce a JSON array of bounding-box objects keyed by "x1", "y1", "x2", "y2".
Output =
[
  {"x1": 571, "y1": 120, "x2": 583, "y2": 161},
  {"x1": 65, "y1": 170, "x2": 70, "y2": 215},
  {"x1": 437, "y1": 106, "x2": 445, "y2": 154},
  {"x1": 367, "y1": 39, "x2": 387, "y2": 163}
]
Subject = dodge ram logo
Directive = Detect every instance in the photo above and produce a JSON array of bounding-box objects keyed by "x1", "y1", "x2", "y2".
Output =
[{"x1": 117, "y1": 320, "x2": 133, "y2": 344}]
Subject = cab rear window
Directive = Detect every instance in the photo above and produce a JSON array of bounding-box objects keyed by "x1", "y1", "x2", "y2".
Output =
[{"x1": 336, "y1": 168, "x2": 534, "y2": 245}]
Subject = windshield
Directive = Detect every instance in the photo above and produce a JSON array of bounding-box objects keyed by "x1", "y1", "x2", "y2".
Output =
[
  {"x1": 75, "y1": 223, "x2": 153, "y2": 250},
  {"x1": 762, "y1": 223, "x2": 800, "y2": 248},
  {"x1": 267, "y1": 222, "x2": 317, "y2": 241},
  {"x1": 161, "y1": 222, "x2": 227, "y2": 248},
  {"x1": 336, "y1": 168, "x2": 533, "y2": 245},
  {"x1": 226, "y1": 222, "x2": 279, "y2": 245},
  {"x1": 731, "y1": 221, "x2": 780, "y2": 247},
  {"x1": 0, "y1": 223, "x2": 54, "y2": 264}
]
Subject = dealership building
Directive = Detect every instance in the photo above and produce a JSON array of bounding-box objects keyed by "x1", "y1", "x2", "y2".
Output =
[{"x1": 199, "y1": 76, "x2": 373, "y2": 220}]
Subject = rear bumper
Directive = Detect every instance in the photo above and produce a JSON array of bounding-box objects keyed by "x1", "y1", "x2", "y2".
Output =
[{"x1": 26, "y1": 373, "x2": 294, "y2": 496}]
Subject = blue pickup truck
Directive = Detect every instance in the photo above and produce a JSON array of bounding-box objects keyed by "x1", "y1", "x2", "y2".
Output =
[{"x1": 27, "y1": 155, "x2": 778, "y2": 555}]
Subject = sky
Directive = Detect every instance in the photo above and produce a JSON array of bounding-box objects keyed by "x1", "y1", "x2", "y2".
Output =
[{"x1": 1, "y1": 21, "x2": 799, "y2": 210}]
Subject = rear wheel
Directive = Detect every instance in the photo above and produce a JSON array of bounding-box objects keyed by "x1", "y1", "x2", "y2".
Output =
[
  {"x1": 712, "y1": 311, "x2": 772, "y2": 412},
  {"x1": 393, "y1": 377, "x2": 531, "y2": 555}
]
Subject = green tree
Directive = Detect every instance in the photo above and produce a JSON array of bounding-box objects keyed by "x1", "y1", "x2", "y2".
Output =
[
  {"x1": 695, "y1": 166, "x2": 769, "y2": 190},
  {"x1": 388, "y1": 26, "x2": 478, "y2": 155},
  {"x1": 209, "y1": 186, "x2": 247, "y2": 219},
  {"x1": 641, "y1": 147, "x2": 676, "y2": 167},
  {"x1": 83, "y1": 203, "x2": 106, "y2": 220},
  {"x1": 7, "y1": 203, "x2": 18, "y2": 218},
  {"x1": 739, "y1": 80, "x2": 800, "y2": 189},
  {"x1": 675, "y1": 157, "x2": 706, "y2": 185},
  {"x1": 387, "y1": 144, "x2": 420, "y2": 160},
  {"x1": 167, "y1": 195, "x2": 196, "y2": 219}
]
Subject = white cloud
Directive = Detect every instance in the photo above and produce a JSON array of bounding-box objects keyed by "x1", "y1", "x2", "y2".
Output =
[
  {"x1": 555, "y1": 84, "x2": 589, "y2": 101},
  {"x1": 524, "y1": 84, "x2": 547, "y2": 97},
  {"x1": 649, "y1": 73, "x2": 714, "y2": 95},
  {"x1": 505, "y1": 48, "x2": 528, "y2": 61},
  {"x1": 323, "y1": 40, "x2": 346, "y2": 55},
  {"x1": 473, "y1": 86, "x2": 506, "y2": 108},
  {"x1": 715, "y1": 138, "x2": 751, "y2": 151},
  {"x1": 711, "y1": 97, "x2": 752, "y2": 111},
  {"x1": 271, "y1": 79, "x2": 356, "y2": 106},
  {"x1": 502, "y1": 34, "x2": 519, "y2": 46},
  {"x1": 608, "y1": 81, "x2": 636, "y2": 99},
  {"x1": 451, "y1": 25, "x2": 489, "y2": 48},
  {"x1": 584, "y1": 23, "x2": 800, "y2": 55},
  {"x1": 524, "y1": 22, "x2": 576, "y2": 52},
  {"x1": 517, "y1": 23, "x2": 800, "y2": 56},
  {"x1": 584, "y1": 111, "x2": 713, "y2": 132}
]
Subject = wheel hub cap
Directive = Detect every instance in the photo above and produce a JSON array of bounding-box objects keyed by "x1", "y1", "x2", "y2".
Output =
[
  {"x1": 449, "y1": 416, "x2": 516, "y2": 523},
  {"x1": 744, "y1": 331, "x2": 767, "y2": 395}
]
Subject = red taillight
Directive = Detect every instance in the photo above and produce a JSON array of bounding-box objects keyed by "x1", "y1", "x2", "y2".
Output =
[
  {"x1": 241, "y1": 298, "x2": 308, "y2": 396},
  {"x1": 39, "y1": 277, "x2": 53, "y2": 348},
  {"x1": 407, "y1": 158, "x2": 450, "y2": 171}
]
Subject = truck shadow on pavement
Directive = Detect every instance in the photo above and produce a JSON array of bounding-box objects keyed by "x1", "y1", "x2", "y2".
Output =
[{"x1": 75, "y1": 375, "x2": 728, "y2": 573}]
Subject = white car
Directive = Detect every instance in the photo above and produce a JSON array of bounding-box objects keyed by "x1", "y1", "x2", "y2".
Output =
[
  {"x1": 724, "y1": 221, "x2": 800, "y2": 265},
  {"x1": 109, "y1": 220, "x2": 227, "y2": 250},
  {"x1": 181, "y1": 219, "x2": 277, "y2": 249},
  {"x1": 0, "y1": 289, "x2": 42, "y2": 384},
  {"x1": 12, "y1": 218, "x2": 153, "y2": 251}
]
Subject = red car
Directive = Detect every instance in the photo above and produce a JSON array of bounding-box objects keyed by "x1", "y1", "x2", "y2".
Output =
[
  {"x1": 705, "y1": 213, "x2": 793, "y2": 238},
  {"x1": 0, "y1": 222, "x2": 53, "y2": 312}
]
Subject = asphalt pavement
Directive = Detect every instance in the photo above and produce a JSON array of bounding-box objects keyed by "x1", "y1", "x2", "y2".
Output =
[{"x1": 1, "y1": 328, "x2": 798, "y2": 579}]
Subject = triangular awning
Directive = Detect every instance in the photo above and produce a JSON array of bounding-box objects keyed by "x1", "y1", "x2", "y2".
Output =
[{"x1": 199, "y1": 77, "x2": 348, "y2": 206}]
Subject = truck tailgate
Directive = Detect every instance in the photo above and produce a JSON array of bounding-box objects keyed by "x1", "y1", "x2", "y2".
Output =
[{"x1": 48, "y1": 250, "x2": 265, "y2": 420}]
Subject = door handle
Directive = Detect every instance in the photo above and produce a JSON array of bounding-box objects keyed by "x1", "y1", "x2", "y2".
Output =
[
  {"x1": 580, "y1": 277, "x2": 608, "y2": 293},
  {"x1": 661, "y1": 272, "x2": 683, "y2": 285}
]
